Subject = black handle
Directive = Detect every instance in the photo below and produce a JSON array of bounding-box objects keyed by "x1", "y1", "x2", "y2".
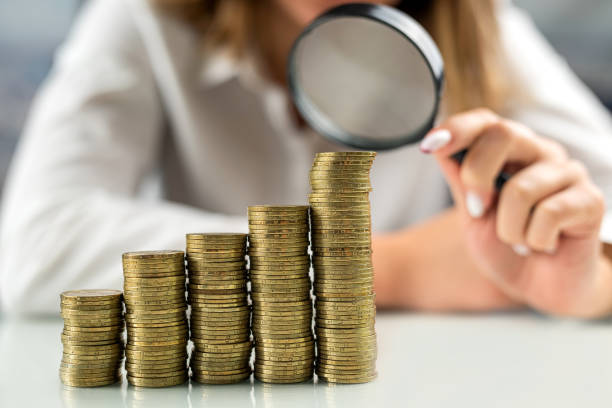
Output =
[{"x1": 451, "y1": 149, "x2": 511, "y2": 191}]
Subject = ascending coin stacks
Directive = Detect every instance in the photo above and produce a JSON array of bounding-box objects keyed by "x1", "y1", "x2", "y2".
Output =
[
  {"x1": 186, "y1": 233, "x2": 252, "y2": 384},
  {"x1": 248, "y1": 205, "x2": 315, "y2": 383},
  {"x1": 309, "y1": 151, "x2": 378, "y2": 384},
  {"x1": 59, "y1": 289, "x2": 124, "y2": 387},
  {"x1": 122, "y1": 250, "x2": 189, "y2": 387}
]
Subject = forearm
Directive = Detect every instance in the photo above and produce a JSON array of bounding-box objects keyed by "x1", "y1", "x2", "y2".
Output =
[
  {"x1": 373, "y1": 208, "x2": 522, "y2": 311},
  {"x1": 0, "y1": 192, "x2": 246, "y2": 315}
]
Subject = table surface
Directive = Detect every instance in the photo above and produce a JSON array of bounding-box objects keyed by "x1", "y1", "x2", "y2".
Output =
[{"x1": 1, "y1": 312, "x2": 611, "y2": 407}]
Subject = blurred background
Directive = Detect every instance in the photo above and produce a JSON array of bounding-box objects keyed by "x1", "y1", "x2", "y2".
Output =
[{"x1": 0, "y1": 0, "x2": 611, "y2": 200}]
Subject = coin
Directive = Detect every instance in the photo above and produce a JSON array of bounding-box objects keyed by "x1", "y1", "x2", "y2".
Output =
[
  {"x1": 127, "y1": 373, "x2": 187, "y2": 387},
  {"x1": 121, "y1": 250, "x2": 189, "y2": 387},
  {"x1": 59, "y1": 289, "x2": 125, "y2": 388},
  {"x1": 186, "y1": 232, "x2": 251, "y2": 384},
  {"x1": 248, "y1": 206, "x2": 314, "y2": 382},
  {"x1": 308, "y1": 152, "x2": 378, "y2": 384}
]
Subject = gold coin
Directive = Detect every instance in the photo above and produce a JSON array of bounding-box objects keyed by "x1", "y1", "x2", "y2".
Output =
[
  {"x1": 188, "y1": 281, "x2": 245, "y2": 290},
  {"x1": 254, "y1": 354, "x2": 313, "y2": 364},
  {"x1": 126, "y1": 366, "x2": 188, "y2": 377},
  {"x1": 248, "y1": 205, "x2": 309, "y2": 212},
  {"x1": 251, "y1": 299, "x2": 311, "y2": 309},
  {"x1": 127, "y1": 373, "x2": 187, "y2": 387},
  {"x1": 317, "y1": 346, "x2": 377, "y2": 357},
  {"x1": 62, "y1": 343, "x2": 123, "y2": 354},
  {"x1": 61, "y1": 309, "x2": 122, "y2": 317},
  {"x1": 187, "y1": 260, "x2": 246, "y2": 267},
  {"x1": 248, "y1": 223, "x2": 309, "y2": 230},
  {"x1": 187, "y1": 232, "x2": 247, "y2": 240},
  {"x1": 251, "y1": 293, "x2": 309, "y2": 301},
  {"x1": 125, "y1": 362, "x2": 186, "y2": 372},
  {"x1": 192, "y1": 349, "x2": 251, "y2": 358},
  {"x1": 189, "y1": 305, "x2": 250, "y2": 313},
  {"x1": 61, "y1": 335, "x2": 120, "y2": 345},
  {"x1": 248, "y1": 213, "x2": 309, "y2": 221},
  {"x1": 254, "y1": 346, "x2": 314, "y2": 356},
  {"x1": 60, "y1": 376, "x2": 120, "y2": 387},
  {"x1": 124, "y1": 315, "x2": 186, "y2": 325},
  {"x1": 249, "y1": 254, "x2": 310, "y2": 262},
  {"x1": 316, "y1": 372, "x2": 377, "y2": 384},
  {"x1": 60, "y1": 303, "x2": 123, "y2": 314},
  {"x1": 125, "y1": 348, "x2": 186, "y2": 358},
  {"x1": 254, "y1": 373, "x2": 312, "y2": 384},
  {"x1": 185, "y1": 247, "x2": 245, "y2": 255},
  {"x1": 191, "y1": 371, "x2": 251, "y2": 384},
  {"x1": 190, "y1": 361, "x2": 249, "y2": 371},
  {"x1": 248, "y1": 233, "x2": 309, "y2": 240},
  {"x1": 60, "y1": 290, "x2": 122, "y2": 303},
  {"x1": 190, "y1": 327, "x2": 250, "y2": 336},
  {"x1": 63, "y1": 325, "x2": 123, "y2": 333},
  {"x1": 61, "y1": 318, "x2": 124, "y2": 328},
  {"x1": 125, "y1": 306, "x2": 186, "y2": 315},
  {"x1": 122, "y1": 250, "x2": 184, "y2": 260},
  {"x1": 248, "y1": 261, "x2": 310, "y2": 269},
  {"x1": 199, "y1": 340, "x2": 251, "y2": 353}
]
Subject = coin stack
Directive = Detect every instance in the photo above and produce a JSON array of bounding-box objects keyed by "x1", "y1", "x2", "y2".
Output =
[
  {"x1": 122, "y1": 250, "x2": 188, "y2": 387},
  {"x1": 248, "y1": 205, "x2": 315, "y2": 383},
  {"x1": 309, "y1": 151, "x2": 378, "y2": 384},
  {"x1": 186, "y1": 233, "x2": 252, "y2": 384},
  {"x1": 59, "y1": 289, "x2": 124, "y2": 387}
]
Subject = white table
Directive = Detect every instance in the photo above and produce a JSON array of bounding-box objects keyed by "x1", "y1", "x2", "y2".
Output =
[{"x1": 1, "y1": 312, "x2": 611, "y2": 407}]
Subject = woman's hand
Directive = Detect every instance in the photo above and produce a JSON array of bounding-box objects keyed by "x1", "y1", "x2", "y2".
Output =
[{"x1": 420, "y1": 108, "x2": 612, "y2": 317}]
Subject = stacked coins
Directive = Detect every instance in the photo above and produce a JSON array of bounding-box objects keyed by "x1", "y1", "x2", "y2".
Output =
[
  {"x1": 248, "y1": 205, "x2": 315, "y2": 383},
  {"x1": 59, "y1": 290, "x2": 124, "y2": 387},
  {"x1": 309, "y1": 151, "x2": 378, "y2": 384},
  {"x1": 122, "y1": 251, "x2": 188, "y2": 387},
  {"x1": 186, "y1": 233, "x2": 252, "y2": 384}
]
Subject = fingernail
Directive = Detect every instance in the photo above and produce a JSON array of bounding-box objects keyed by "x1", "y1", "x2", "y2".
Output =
[
  {"x1": 512, "y1": 244, "x2": 531, "y2": 257},
  {"x1": 465, "y1": 191, "x2": 484, "y2": 218},
  {"x1": 420, "y1": 129, "x2": 451, "y2": 153},
  {"x1": 545, "y1": 247, "x2": 556, "y2": 255}
]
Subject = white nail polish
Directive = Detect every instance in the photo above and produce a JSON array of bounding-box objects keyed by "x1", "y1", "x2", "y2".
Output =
[
  {"x1": 420, "y1": 129, "x2": 451, "y2": 152},
  {"x1": 512, "y1": 244, "x2": 531, "y2": 257},
  {"x1": 465, "y1": 191, "x2": 484, "y2": 218}
]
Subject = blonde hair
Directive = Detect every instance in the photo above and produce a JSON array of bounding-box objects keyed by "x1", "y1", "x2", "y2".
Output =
[{"x1": 155, "y1": 0, "x2": 508, "y2": 113}]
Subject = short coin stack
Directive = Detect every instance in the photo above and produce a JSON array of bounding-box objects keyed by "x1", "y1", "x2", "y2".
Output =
[
  {"x1": 248, "y1": 205, "x2": 315, "y2": 383},
  {"x1": 122, "y1": 250, "x2": 188, "y2": 387},
  {"x1": 59, "y1": 289, "x2": 124, "y2": 387},
  {"x1": 186, "y1": 233, "x2": 252, "y2": 384},
  {"x1": 309, "y1": 151, "x2": 378, "y2": 383}
]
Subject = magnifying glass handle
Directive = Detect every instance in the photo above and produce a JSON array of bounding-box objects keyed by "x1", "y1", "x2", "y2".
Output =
[{"x1": 451, "y1": 149, "x2": 511, "y2": 191}]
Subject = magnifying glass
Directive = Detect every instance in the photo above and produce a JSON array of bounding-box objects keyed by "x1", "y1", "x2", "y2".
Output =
[{"x1": 288, "y1": 3, "x2": 509, "y2": 189}]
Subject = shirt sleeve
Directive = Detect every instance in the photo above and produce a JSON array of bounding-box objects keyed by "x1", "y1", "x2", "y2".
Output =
[
  {"x1": 0, "y1": 0, "x2": 246, "y2": 315},
  {"x1": 498, "y1": 3, "x2": 612, "y2": 245}
]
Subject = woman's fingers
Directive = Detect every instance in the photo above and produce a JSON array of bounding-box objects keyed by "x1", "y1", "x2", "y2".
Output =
[
  {"x1": 525, "y1": 181, "x2": 605, "y2": 252},
  {"x1": 421, "y1": 108, "x2": 568, "y2": 218},
  {"x1": 496, "y1": 160, "x2": 588, "y2": 249},
  {"x1": 420, "y1": 108, "x2": 498, "y2": 155},
  {"x1": 459, "y1": 120, "x2": 549, "y2": 195}
]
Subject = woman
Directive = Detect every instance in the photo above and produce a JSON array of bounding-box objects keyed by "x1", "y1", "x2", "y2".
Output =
[{"x1": 1, "y1": 0, "x2": 611, "y2": 316}]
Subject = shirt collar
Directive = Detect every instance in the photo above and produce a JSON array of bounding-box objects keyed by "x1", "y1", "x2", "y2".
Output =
[{"x1": 199, "y1": 47, "x2": 274, "y2": 95}]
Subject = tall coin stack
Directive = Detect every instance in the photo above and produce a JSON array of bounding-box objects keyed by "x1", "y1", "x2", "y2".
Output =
[
  {"x1": 309, "y1": 151, "x2": 378, "y2": 384},
  {"x1": 248, "y1": 205, "x2": 315, "y2": 383},
  {"x1": 186, "y1": 233, "x2": 252, "y2": 384},
  {"x1": 122, "y1": 250, "x2": 188, "y2": 387},
  {"x1": 59, "y1": 289, "x2": 124, "y2": 387}
]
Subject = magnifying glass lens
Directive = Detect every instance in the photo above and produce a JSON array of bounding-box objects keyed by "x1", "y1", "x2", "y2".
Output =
[{"x1": 289, "y1": 4, "x2": 444, "y2": 150}]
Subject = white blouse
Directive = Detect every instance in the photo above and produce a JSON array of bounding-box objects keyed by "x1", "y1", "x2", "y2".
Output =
[{"x1": 2, "y1": 0, "x2": 612, "y2": 313}]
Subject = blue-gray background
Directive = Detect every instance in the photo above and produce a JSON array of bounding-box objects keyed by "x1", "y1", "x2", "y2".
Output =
[{"x1": 0, "y1": 0, "x2": 611, "y2": 198}]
